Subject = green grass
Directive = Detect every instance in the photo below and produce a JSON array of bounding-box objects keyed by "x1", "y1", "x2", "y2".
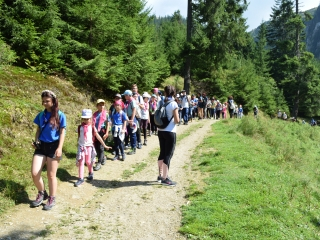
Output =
[
  {"x1": 0, "y1": 66, "x2": 108, "y2": 215},
  {"x1": 180, "y1": 116, "x2": 320, "y2": 239}
]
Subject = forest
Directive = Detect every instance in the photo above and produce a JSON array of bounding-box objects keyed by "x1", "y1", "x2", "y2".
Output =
[{"x1": 0, "y1": 0, "x2": 320, "y2": 118}]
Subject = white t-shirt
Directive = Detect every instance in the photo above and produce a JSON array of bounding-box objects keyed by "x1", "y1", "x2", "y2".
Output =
[
  {"x1": 140, "y1": 102, "x2": 149, "y2": 120},
  {"x1": 181, "y1": 95, "x2": 189, "y2": 108},
  {"x1": 158, "y1": 101, "x2": 178, "y2": 133},
  {"x1": 78, "y1": 125, "x2": 94, "y2": 146}
]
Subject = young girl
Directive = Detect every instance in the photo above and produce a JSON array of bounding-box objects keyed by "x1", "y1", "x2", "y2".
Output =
[
  {"x1": 149, "y1": 94, "x2": 158, "y2": 135},
  {"x1": 222, "y1": 103, "x2": 227, "y2": 119},
  {"x1": 75, "y1": 109, "x2": 111, "y2": 187},
  {"x1": 141, "y1": 93, "x2": 150, "y2": 145},
  {"x1": 93, "y1": 99, "x2": 110, "y2": 171},
  {"x1": 111, "y1": 101, "x2": 128, "y2": 161},
  {"x1": 31, "y1": 90, "x2": 66, "y2": 211}
]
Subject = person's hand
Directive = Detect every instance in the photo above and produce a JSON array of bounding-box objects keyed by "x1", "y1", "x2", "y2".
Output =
[
  {"x1": 54, "y1": 147, "x2": 62, "y2": 159},
  {"x1": 121, "y1": 129, "x2": 126, "y2": 133},
  {"x1": 104, "y1": 145, "x2": 112, "y2": 150}
]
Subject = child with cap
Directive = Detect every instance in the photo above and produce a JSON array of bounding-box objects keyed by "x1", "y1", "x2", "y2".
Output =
[
  {"x1": 75, "y1": 109, "x2": 111, "y2": 187},
  {"x1": 93, "y1": 99, "x2": 110, "y2": 171},
  {"x1": 110, "y1": 101, "x2": 128, "y2": 160}
]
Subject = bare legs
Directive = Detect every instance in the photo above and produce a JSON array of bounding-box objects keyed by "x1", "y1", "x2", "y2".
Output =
[{"x1": 31, "y1": 155, "x2": 59, "y2": 196}]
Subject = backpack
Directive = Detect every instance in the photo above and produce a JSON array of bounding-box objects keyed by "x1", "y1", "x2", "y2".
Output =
[{"x1": 154, "y1": 100, "x2": 174, "y2": 128}]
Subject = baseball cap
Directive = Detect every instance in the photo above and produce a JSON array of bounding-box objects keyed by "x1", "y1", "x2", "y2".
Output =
[
  {"x1": 96, "y1": 99, "x2": 105, "y2": 104},
  {"x1": 115, "y1": 94, "x2": 121, "y2": 98},
  {"x1": 123, "y1": 90, "x2": 132, "y2": 96},
  {"x1": 81, "y1": 109, "x2": 92, "y2": 118}
]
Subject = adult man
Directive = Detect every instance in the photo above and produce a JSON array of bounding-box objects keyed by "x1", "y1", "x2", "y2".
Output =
[
  {"x1": 123, "y1": 90, "x2": 137, "y2": 155},
  {"x1": 180, "y1": 90, "x2": 189, "y2": 125},
  {"x1": 131, "y1": 84, "x2": 144, "y2": 149}
]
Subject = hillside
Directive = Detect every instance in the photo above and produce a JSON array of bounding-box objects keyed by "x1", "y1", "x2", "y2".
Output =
[
  {"x1": 250, "y1": 6, "x2": 320, "y2": 59},
  {"x1": 306, "y1": 5, "x2": 320, "y2": 59}
]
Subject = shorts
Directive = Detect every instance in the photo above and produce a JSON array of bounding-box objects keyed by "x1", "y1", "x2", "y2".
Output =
[{"x1": 34, "y1": 140, "x2": 60, "y2": 159}]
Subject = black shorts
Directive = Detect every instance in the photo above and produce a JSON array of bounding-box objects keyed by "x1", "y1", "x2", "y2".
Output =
[{"x1": 34, "y1": 140, "x2": 60, "y2": 159}]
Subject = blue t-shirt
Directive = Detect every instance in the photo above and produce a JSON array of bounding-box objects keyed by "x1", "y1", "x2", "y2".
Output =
[
  {"x1": 34, "y1": 110, "x2": 67, "y2": 143},
  {"x1": 111, "y1": 111, "x2": 128, "y2": 125}
]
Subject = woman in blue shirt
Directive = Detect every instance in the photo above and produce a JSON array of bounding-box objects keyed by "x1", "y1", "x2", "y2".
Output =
[{"x1": 30, "y1": 90, "x2": 67, "y2": 211}]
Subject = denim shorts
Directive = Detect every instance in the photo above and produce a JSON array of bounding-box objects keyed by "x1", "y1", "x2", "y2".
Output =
[{"x1": 34, "y1": 140, "x2": 60, "y2": 159}]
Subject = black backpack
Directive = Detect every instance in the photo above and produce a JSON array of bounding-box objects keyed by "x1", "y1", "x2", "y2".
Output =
[{"x1": 154, "y1": 100, "x2": 174, "y2": 128}]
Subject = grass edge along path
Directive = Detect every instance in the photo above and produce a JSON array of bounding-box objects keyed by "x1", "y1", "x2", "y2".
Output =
[{"x1": 180, "y1": 117, "x2": 320, "y2": 239}]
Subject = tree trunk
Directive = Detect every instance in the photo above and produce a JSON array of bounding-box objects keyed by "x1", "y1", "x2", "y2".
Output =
[
  {"x1": 293, "y1": 0, "x2": 300, "y2": 119},
  {"x1": 184, "y1": 0, "x2": 192, "y2": 94}
]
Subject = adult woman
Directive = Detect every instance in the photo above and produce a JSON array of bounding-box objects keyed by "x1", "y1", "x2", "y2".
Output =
[
  {"x1": 157, "y1": 86, "x2": 180, "y2": 186},
  {"x1": 31, "y1": 90, "x2": 67, "y2": 210}
]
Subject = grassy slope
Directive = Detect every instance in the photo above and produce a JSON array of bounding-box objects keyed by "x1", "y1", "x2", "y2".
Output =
[
  {"x1": 181, "y1": 116, "x2": 320, "y2": 239},
  {"x1": 0, "y1": 67, "x2": 102, "y2": 214}
]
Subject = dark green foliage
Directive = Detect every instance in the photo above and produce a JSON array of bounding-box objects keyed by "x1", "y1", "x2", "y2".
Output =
[{"x1": 0, "y1": 0, "x2": 170, "y2": 95}]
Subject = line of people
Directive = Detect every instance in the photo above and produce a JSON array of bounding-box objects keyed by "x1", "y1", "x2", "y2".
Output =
[
  {"x1": 175, "y1": 93, "x2": 244, "y2": 122},
  {"x1": 29, "y1": 85, "x2": 181, "y2": 210}
]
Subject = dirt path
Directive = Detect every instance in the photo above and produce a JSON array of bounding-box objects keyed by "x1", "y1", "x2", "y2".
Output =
[{"x1": 0, "y1": 120, "x2": 214, "y2": 240}]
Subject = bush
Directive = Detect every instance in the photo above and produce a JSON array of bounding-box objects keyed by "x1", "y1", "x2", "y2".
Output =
[{"x1": 0, "y1": 39, "x2": 16, "y2": 68}]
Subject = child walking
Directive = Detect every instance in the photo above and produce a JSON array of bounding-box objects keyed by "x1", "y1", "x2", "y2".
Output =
[
  {"x1": 111, "y1": 101, "x2": 128, "y2": 161},
  {"x1": 75, "y1": 109, "x2": 111, "y2": 187},
  {"x1": 141, "y1": 92, "x2": 150, "y2": 145}
]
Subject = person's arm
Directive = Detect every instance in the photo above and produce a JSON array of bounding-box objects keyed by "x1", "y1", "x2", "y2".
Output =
[
  {"x1": 94, "y1": 126, "x2": 111, "y2": 150},
  {"x1": 173, "y1": 108, "x2": 179, "y2": 124},
  {"x1": 32, "y1": 126, "x2": 41, "y2": 148},
  {"x1": 129, "y1": 103, "x2": 136, "y2": 126},
  {"x1": 54, "y1": 127, "x2": 66, "y2": 159},
  {"x1": 103, "y1": 114, "x2": 110, "y2": 140}
]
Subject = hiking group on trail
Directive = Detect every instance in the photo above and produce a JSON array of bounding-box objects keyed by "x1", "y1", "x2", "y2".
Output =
[{"x1": 30, "y1": 85, "x2": 250, "y2": 210}]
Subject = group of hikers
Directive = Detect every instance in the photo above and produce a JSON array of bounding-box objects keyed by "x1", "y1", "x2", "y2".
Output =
[
  {"x1": 175, "y1": 92, "x2": 244, "y2": 122},
  {"x1": 29, "y1": 85, "x2": 182, "y2": 211},
  {"x1": 30, "y1": 83, "x2": 254, "y2": 211}
]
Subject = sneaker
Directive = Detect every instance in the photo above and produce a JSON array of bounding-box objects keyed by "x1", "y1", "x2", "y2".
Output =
[
  {"x1": 43, "y1": 196, "x2": 56, "y2": 211},
  {"x1": 93, "y1": 163, "x2": 101, "y2": 171},
  {"x1": 137, "y1": 142, "x2": 142, "y2": 149},
  {"x1": 121, "y1": 154, "x2": 126, "y2": 161},
  {"x1": 157, "y1": 175, "x2": 162, "y2": 183},
  {"x1": 143, "y1": 140, "x2": 147, "y2": 146},
  {"x1": 161, "y1": 178, "x2": 176, "y2": 186},
  {"x1": 127, "y1": 148, "x2": 136, "y2": 155},
  {"x1": 74, "y1": 178, "x2": 84, "y2": 187},
  {"x1": 30, "y1": 190, "x2": 48, "y2": 207},
  {"x1": 87, "y1": 173, "x2": 93, "y2": 181},
  {"x1": 101, "y1": 156, "x2": 106, "y2": 165},
  {"x1": 124, "y1": 145, "x2": 130, "y2": 150},
  {"x1": 112, "y1": 155, "x2": 119, "y2": 161}
]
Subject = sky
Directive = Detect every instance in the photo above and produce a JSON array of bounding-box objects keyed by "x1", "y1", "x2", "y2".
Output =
[{"x1": 145, "y1": 0, "x2": 320, "y2": 31}]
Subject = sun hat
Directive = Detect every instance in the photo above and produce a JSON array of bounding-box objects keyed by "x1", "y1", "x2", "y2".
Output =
[
  {"x1": 81, "y1": 109, "x2": 92, "y2": 118},
  {"x1": 142, "y1": 92, "x2": 151, "y2": 98},
  {"x1": 96, "y1": 99, "x2": 105, "y2": 104},
  {"x1": 115, "y1": 93, "x2": 121, "y2": 98},
  {"x1": 130, "y1": 122, "x2": 137, "y2": 133},
  {"x1": 123, "y1": 90, "x2": 132, "y2": 96}
]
